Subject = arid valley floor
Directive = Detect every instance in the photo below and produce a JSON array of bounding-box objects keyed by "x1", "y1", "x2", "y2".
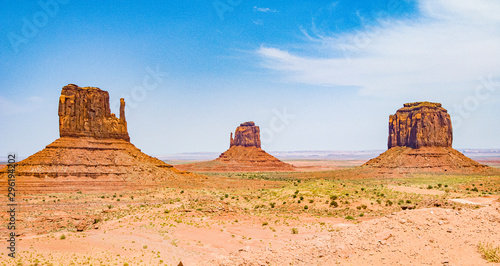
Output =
[{"x1": 1, "y1": 159, "x2": 500, "y2": 266}]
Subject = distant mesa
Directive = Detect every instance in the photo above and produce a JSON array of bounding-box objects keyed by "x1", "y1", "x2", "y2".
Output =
[
  {"x1": 0, "y1": 84, "x2": 191, "y2": 193},
  {"x1": 364, "y1": 102, "x2": 488, "y2": 172},
  {"x1": 230, "y1": 121, "x2": 261, "y2": 148},
  {"x1": 176, "y1": 121, "x2": 295, "y2": 172}
]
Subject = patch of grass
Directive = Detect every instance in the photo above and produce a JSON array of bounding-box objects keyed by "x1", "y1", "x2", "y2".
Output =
[
  {"x1": 60, "y1": 234, "x2": 66, "y2": 240},
  {"x1": 345, "y1": 215, "x2": 355, "y2": 220},
  {"x1": 291, "y1": 228, "x2": 298, "y2": 234},
  {"x1": 478, "y1": 242, "x2": 500, "y2": 262}
]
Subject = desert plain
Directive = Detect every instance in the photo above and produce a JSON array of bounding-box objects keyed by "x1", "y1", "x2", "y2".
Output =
[
  {"x1": 1, "y1": 88, "x2": 500, "y2": 266},
  {"x1": 1, "y1": 158, "x2": 500, "y2": 265}
]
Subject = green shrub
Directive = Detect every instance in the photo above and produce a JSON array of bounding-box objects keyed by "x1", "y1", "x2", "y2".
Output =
[{"x1": 478, "y1": 242, "x2": 500, "y2": 262}]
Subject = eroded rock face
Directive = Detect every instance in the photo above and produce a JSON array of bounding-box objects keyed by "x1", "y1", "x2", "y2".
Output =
[
  {"x1": 0, "y1": 84, "x2": 196, "y2": 193},
  {"x1": 230, "y1": 121, "x2": 261, "y2": 148},
  {"x1": 364, "y1": 101, "x2": 488, "y2": 172},
  {"x1": 59, "y1": 84, "x2": 129, "y2": 141},
  {"x1": 388, "y1": 102, "x2": 452, "y2": 149},
  {"x1": 177, "y1": 121, "x2": 294, "y2": 171}
]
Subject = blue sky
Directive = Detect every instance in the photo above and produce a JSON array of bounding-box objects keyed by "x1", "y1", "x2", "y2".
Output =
[{"x1": 1, "y1": 0, "x2": 500, "y2": 158}]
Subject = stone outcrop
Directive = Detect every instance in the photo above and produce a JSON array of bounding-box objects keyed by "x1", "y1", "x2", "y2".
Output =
[
  {"x1": 364, "y1": 102, "x2": 488, "y2": 172},
  {"x1": 59, "y1": 84, "x2": 129, "y2": 141},
  {"x1": 230, "y1": 121, "x2": 261, "y2": 148},
  {"x1": 388, "y1": 102, "x2": 452, "y2": 149},
  {"x1": 176, "y1": 121, "x2": 294, "y2": 172},
  {"x1": 0, "y1": 84, "x2": 193, "y2": 193}
]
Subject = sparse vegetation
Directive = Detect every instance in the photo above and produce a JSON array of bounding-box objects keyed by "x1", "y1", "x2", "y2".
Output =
[
  {"x1": 6, "y1": 167, "x2": 499, "y2": 265},
  {"x1": 478, "y1": 242, "x2": 500, "y2": 262}
]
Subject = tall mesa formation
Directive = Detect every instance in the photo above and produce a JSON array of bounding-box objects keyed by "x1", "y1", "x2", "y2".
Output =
[
  {"x1": 230, "y1": 121, "x2": 261, "y2": 148},
  {"x1": 59, "y1": 84, "x2": 130, "y2": 141},
  {"x1": 364, "y1": 102, "x2": 487, "y2": 172},
  {"x1": 176, "y1": 121, "x2": 294, "y2": 172},
  {"x1": 388, "y1": 102, "x2": 452, "y2": 149},
  {"x1": 0, "y1": 84, "x2": 190, "y2": 193}
]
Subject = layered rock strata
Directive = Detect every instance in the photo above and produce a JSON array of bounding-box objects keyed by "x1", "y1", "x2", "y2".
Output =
[
  {"x1": 0, "y1": 84, "x2": 189, "y2": 193},
  {"x1": 59, "y1": 84, "x2": 130, "y2": 141},
  {"x1": 388, "y1": 102, "x2": 452, "y2": 149},
  {"x1": 230, "y1": 121, "x2": 261, "y2": 148},
  {"x1": 364, "y1": 102, "x2": 488, "y2": 172},
  {"x1": 177, "y1": 121, "x2": 294, "y2": 172}
]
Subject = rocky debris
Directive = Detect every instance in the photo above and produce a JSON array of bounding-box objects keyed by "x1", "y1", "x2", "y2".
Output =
[
  {"x1": 75, "y1": 217, "x2": 98, "y2": 232},
  {"x1": 388, "y1": 102, "x2": 452, "y2": 149},
  {"x1": 59, "y1": 84, "x2": 129, "y2": 141},
  {"x1": 230, "y1": 121, "x2": 261, "y2": 148},
  {"x1": 0, "y1": 84, "x2": 194, "y2": 193},
  {"x1": 364, "y1": 102, "x2": 489, "y2": 172}
]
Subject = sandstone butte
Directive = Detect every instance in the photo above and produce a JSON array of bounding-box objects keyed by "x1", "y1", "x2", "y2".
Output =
[
  {"x1": 363, "y1": 102, "x2": 489, "y2": 172},
  {"x1": 0, "y1": 84, "x2": 192, "y2": 193},
  {"x1": 176, "y1": 121, "x2": 295, "y2": 172}
]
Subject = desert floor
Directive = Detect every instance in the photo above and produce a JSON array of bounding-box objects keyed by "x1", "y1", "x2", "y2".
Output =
[{"x1": 1, "y1": 160, "x2": 500, "y2": 265}]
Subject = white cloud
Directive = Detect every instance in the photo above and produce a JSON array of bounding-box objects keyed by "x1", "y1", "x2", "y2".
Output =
[
  {"x1": 252, "y1": 19, "x2": 264, "y2": 26},
  {"x1": 256, "y1": 0, "x2": 500, "y2": 96},
  {"x1": 253, "y1": 6, "x2": 278, "y2": 13}
]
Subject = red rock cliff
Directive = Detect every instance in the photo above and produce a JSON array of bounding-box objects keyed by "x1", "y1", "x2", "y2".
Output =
[
  {"x1": 58, "y1": 84, "x2": 130, "y2": 141},
  {"x1": 230, "y1": 121, "x2": 261, "y2": 148},
  {"x1": 388, "y1": 102, "x2": 452, "y2": 149}
]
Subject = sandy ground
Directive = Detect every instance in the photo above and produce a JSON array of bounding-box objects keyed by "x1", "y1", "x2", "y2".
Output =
[
  {"x1": 2, "y1": 195, "x2": 498, "y2": 265},
  {"x1": 286, "y1": 160, "x2": 366, "y2": 171},
  {"x1": 2, "y1": 161, "x2": 500, "y2": 265},
  {"x1": 389, "y1": 185, "x2": 446, "y2": 195}
]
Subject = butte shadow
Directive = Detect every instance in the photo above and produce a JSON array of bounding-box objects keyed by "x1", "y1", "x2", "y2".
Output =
[
  {"x1": 0, "y1": 84, "x2": 195, "y2": 193},
  {"x1": 176, "y1": 121, "x2": 295, "y2": 172},
  {"x1": 362, "y1": 102, "x2": 490, "y2": 173}
]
